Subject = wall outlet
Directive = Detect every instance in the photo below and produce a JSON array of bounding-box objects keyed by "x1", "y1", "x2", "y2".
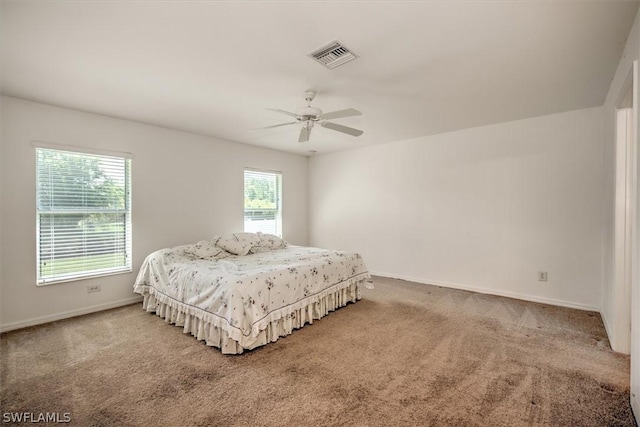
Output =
[
  {"x1": 538, "y1": 271, "x2": 548, "y2": 282},
  {"x1": 87, "y1": 285, "x2": 101, "y2": 294}
]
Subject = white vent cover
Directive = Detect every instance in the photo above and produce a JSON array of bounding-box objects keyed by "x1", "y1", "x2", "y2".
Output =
[{"x1": 308, "y1": 40, "x2": 358, "y2": 69}]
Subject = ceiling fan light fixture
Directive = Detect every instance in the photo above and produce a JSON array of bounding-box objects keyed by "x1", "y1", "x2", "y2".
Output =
[
  {"x1": 298, "y1": 106, "x2": 323, "y2": 117},
  {"x1": 256, "y1": 91, "x2": 363, "y2": 142}
]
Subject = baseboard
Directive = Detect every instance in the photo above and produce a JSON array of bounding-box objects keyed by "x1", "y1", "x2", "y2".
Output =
[
  {"x1": 369, "y1": 271, "x2": 599, "y2": 312},
  {"x1": 0, "y1": 296, "x2": 143, "y2": 333},
  {"x1": 600, "y1": 310, "x2": 614, "y2": 346}
]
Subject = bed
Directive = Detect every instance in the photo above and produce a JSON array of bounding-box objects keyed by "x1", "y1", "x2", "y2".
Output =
[{"x1": 133, "y1": 233, "x2": 372, "y2": 354}]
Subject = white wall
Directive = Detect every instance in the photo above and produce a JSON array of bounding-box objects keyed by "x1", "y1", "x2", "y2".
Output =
[
  {"x1": 309, "y1": 107, "x2": 604, "y2": 311},
  {"x1": 0, "y1": 99, "x2": 4, "y2": 328},
  {"x1": 601, "y1": 5, "x2": 640, "y2": 356},
  {"x1": 601, "y1": 7, "x2": 640, "y2": 419},
  {"x1": 0, "y1": 96, "x2": 308, "y2": 330},
  {"x1": 602, "y1": 8, "x2": 640, "y2": 349}
]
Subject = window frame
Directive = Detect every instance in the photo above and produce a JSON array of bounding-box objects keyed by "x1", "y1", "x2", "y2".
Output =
[
  {"x1": 243, "y1": 168, "x2": 283, "y2": 237},
  {"x1": 34, "y1": 143, "x2": 133, "y2": 285}
]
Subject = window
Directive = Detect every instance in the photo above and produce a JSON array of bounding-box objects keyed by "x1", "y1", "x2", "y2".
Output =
[
  {"x1": 244, "y1": 169, "x2": 282, "y2": 237},
  {"x1": 35, "y1": 147, "x2": 132, "y2": 284}
]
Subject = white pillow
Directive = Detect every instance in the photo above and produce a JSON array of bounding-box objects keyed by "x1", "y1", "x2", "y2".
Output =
[
  {"x1": 257, "y1": 232, "x2": 288, "y2": 250},
  {"x1": 171, "y1": 244, "x2": 198, "y2": 255},
  {"x1": 216, "y1": 233, "x2": 261, "y2": 256},
  {"x1": 187, "y1": 240, "x2": 229, "y2": 259}
]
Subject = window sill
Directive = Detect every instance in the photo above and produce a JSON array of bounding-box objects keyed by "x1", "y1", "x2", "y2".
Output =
[{"x1": 36, "y1": 268, "x2": 132, "y2": 286}]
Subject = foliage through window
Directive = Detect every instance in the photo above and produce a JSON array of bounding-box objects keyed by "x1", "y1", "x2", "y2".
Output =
[
  {"x1": 244, "y1": 169, "x2": 282, "y2": 237},
  {"x1": 36, "y1": 147, "x2": 132, "y2": 284}
]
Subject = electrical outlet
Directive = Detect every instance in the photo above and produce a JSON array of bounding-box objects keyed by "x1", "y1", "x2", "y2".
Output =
[
  {"x1": 87, "y1": 285, "x2": 101, "y2": 294},
  {"x1": 538, "y1": 271, "x2": 548, "y2": 282}
]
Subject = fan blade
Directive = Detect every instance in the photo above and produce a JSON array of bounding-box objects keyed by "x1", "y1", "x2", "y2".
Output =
[
  {"x1": 251, "y1": 122, "x2": 297, "y2": 131},
  {"x1": 267, "y1": 108, "x2": 299, "y2": 118},
  {"x1": 319, "y1": 108, "x2": 361, "y2": 121},
  {"x1": 320, "y1": 121, "x2": 363, "y2": 137},
  {"x1": 298, "y1": 127, "x2": 311, "y2": 143}
]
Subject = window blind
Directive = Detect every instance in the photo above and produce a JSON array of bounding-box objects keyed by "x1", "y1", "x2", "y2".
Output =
[
  {"x1": 244, "y1": 169, "x2": 282, "y2": 237},
  {"x1": 36, "y1": 147, "x2": 132, "y2": 284}
]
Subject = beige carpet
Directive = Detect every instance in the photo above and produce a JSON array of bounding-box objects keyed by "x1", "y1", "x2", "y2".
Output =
[{"x1": 1, "y1": 276, "x2": 636, "y2": 426}]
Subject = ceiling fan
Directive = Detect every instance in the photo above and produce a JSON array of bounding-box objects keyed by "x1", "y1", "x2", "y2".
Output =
[{"x1": 256, "y1": 91, "x2": 363, "y2": 143}]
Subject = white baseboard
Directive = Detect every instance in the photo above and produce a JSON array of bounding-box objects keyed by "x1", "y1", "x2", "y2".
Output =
[
  {"x1": 369, "y1": 271, "x2": 599, "y2": 312},
  {"x1": 600, "y1": 309, "x2": 614, "y2": 344},
  {"x1": 0, "y1": 296, "x2": 143, "y2": 333},
  {"x1": 599, "y1": 310, "x2": 630, "y2": 355}
]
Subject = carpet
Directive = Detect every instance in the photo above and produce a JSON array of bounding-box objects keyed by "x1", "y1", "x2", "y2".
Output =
[{"x1": 1, "y1": 276, "x2": 636, "y2": 426}]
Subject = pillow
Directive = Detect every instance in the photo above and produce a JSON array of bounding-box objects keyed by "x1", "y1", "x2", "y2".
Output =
[
  {"x1": 257, "y1": 232, "x2": 288, "y2": 250},
  {"x1": 186, "y1": 240, "x2": 229, "y2": 259},
  {"x1": 171, "y1": 244, "x2": 198, "y2": 255},
  {"x1": 216, "y1": 232, "x2": 262, "y2": 256},
  {"x1": 247, "y1": 245, "x2": 270, "y2": 254}
]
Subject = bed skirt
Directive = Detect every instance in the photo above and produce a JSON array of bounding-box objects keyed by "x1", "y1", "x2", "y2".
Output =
[{"x1": 140, "y1": 279, "x2": 365, "y2": 354}]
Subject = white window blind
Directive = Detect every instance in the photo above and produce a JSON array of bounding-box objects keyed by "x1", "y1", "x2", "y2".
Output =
[
  {"x1": 244, "y1": 169, "x2": 282, "y2": 237},
  {"x1": 35, "y1": 147, "x2": 132, "y2": 284}
]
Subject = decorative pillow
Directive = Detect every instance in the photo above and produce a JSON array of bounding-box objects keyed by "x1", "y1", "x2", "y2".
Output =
[
  {"x1": 216, "y1": 232, "x2": 262, "y2": 256},
  {"x1": 186, "y1": 240, "x2": 229, "y2": 259}
]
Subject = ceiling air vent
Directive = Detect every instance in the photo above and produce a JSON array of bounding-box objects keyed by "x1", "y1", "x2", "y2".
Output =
[{"x1": 308, "y1": 40, "x2": 358, "y2": 69}]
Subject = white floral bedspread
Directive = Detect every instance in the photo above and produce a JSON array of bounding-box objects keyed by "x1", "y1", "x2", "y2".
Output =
[{"x1": 133, "y1": 245, "x2": 371, "y2": 345}]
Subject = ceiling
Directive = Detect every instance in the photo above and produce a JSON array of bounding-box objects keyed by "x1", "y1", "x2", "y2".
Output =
[{"x1": 2, "y1": 1, "x2": 639, "y2": 156}]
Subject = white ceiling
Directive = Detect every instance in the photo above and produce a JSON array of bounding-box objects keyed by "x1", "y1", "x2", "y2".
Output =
[{"x1": 2, "y1": 1, "x2": 639, "y2": 156}]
